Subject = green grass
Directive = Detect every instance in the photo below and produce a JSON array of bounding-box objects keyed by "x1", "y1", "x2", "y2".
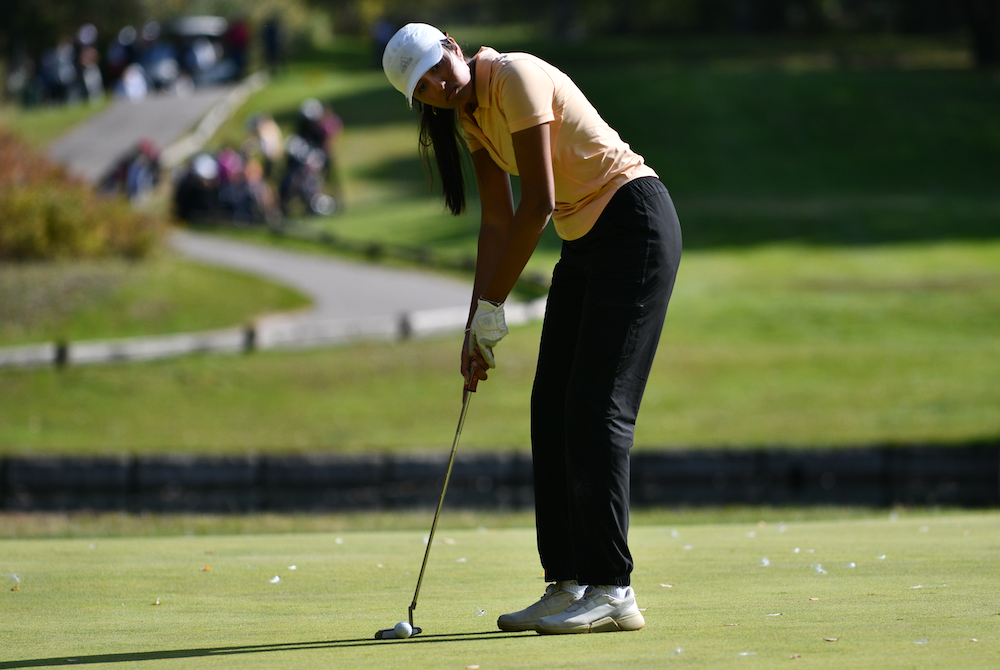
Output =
[
  {"x1": 246, "y1": 33, "x2": 1000, "y2": 254},
  {"x1": 0, "y1": 255, "x2": 310, "y2": 348},
  {"x1": 0, "y1": 506, "x2": 897, "y2": 539},
  {"x1": 1, "y1": 510, "x2": 997, "y2": 669},
  {"x1": 0, "y1": 35, "x2": 996, "y2": 668},
  {"x1": 2, "y1": 32, "x2": 998, "y2": 455},
  {"x1": 0, "y1": 99, "x2": 108, "y2": 149},
  {"x1": 1, "y1": 240, "x2": 997, "y2": 455}
]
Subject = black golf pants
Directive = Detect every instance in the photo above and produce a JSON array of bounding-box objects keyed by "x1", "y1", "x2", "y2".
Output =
[{"x1": 530, "y1": 176, "x2": 682, "y2": 587}]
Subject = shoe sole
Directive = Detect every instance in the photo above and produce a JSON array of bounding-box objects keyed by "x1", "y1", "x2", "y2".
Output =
[
  {"x1": 497, "y1": 595, "x2": 583, "y2": 632},
  {"x1": 497, "y1": 620, "x2": 540, "y2": 632},
  {"x1": 535, "y1": 611, "x2": 645, "y2": 635}
]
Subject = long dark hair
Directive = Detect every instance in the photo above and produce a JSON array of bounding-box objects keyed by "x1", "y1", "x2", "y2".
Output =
[{"x1": 417, "y1": 40, "x2": 467, "y2": 215}]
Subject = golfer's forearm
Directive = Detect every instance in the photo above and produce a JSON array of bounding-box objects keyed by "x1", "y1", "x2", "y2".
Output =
[
  {"x1": 468, "y1": 124, "x2": 553, "y2": 308},
  {"x1": 469, "y1": 221, "x2": 509, "y2": 325},
  {"x1": 478, "y1": 123, "x2": 554, "y2": 304},
  {"x1": 479, "y1": 203, "x2": 551, "y2": 305}
]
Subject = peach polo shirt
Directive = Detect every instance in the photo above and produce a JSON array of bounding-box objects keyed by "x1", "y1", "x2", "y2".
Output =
[{"x1": 459, "y1": 47, "x2": 657, "y2": 241}]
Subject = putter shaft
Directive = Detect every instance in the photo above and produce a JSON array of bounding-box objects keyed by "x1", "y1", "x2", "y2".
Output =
[{"x1": 408, "y1": 375, "x2": 477, "y2": 627}]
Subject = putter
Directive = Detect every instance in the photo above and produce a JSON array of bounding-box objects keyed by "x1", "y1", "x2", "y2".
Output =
[{"x1": 375, "y1": 373, "x2": 479, "y2": 640}]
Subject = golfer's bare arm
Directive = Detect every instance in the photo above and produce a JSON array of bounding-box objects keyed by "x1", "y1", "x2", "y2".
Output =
[
  {"x1": 476, "y1": 122, "x2": 555, "y2": 306},
  {"x1": 468, "y1": 146, "x2": 514, "y2": 323},
  {"x1": 463, "y1": 123, "x2": 555, "y2": 379}
]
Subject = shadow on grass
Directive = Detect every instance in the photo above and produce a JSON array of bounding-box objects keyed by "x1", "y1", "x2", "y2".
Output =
[{"x1": 0, "y1": 631, "x2": 537, "y2": 668}]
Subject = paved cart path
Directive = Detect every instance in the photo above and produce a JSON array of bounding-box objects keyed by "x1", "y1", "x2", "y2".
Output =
[
  {"x1": 44, "y1": 78, "x2": 474, "y2": 328},
  {"x1": 169, "y1": 229, "x2": 473, "y2": 325},
  {"x1": 47, "y1": 85, "x2": 238, "y2": 183}
]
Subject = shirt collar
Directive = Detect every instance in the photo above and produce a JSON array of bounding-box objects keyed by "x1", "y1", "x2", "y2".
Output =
[{"x1": 469, "y1": 47, "x2": 500, "y2": 115}]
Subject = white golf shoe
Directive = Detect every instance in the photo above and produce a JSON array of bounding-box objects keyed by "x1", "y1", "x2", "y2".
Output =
[
  {"x1": 497, "y1": 581, "x2": 584, "y2": 632},
  {"x1": 535, "y1": 585, "x2": 645, "y2": 634}
]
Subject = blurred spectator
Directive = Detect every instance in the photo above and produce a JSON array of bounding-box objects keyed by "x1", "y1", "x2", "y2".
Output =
[
  {"x1": 244, "y1": 155, "x2": 281, "y2": 226},
  {"x1": 278, "y1": 99, "x2": 342, "y2": 217},
  {"x1": 217, "y1": 147, "x2": 252, "y2": 221},
  {"x1": 262, "y1": 14, "x2": 286, "y2": 75},
  {"x1": 181, "y1": 36, "x2": 218, "y2": 80},
  {"x1": 225, "y1": 15, "x2": 251, "y2": 80},
  {"x1": 371, "y1": 19, "x2": 396, "y2": 69},
  {"x1": 37, "y1": 38, "x2": 77, "y2": 103},
  {"x1": 280, "y1": 134, "x2": 335, "y2": 217},
  {"x1": 5, "y1": 45, "x2": 40, "y2": 105},
  {"x1": 244, "y1": 113, "x2": 284, "y2": 180},
  {"x1": 100, "y1": 138, "x2": 161, "y2": 204},
  {"x1": 174, "y1": 147, "x2": 280, "y2": 226},
  {"x1": 170, "y1": 15, "x2": 235, "y2": 86},
  {"x1": 73, "y1": 24, "x2": 104, "y2": 103},
  {"x1": 297, "y1": 98, "x2": 344, "y2": 206},
  {"x1": 137, "y1": 21, "x2": 182, "y2": 93},
  {"x1": 114, "y1": 63, "x2": 149, "y2": 101},
  {"x1": 174, "y1": 153, "x2": 221, "y2": 222},
  {"x1": 299, "y1": 99, "x2": 343, "y2": 165},
  {"x1": 107, "y1": 26, "x2": 139, "y2": 84}
]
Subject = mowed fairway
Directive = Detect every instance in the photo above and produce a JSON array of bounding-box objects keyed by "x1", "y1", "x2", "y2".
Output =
[{"x1": 2, "y1": 512, "x2": 997, "y2": 669}]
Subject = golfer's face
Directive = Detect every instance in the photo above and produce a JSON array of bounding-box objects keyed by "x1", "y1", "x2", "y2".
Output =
[{"x1": 412, "y1": 50, "x2": 472, "y2": 110}]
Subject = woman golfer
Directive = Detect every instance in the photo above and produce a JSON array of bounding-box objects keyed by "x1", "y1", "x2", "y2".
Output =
[{"x1": 383, "y1": 23, "x2": 681, "y2": 634}]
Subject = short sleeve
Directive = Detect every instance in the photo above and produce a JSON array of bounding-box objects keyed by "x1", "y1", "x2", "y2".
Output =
[
  {"x1": 463, "y1": 131, "x2": 484, "y2": 153},
  {"x1": 496, "y1": 60, "x2": 556, "y2": 134}
]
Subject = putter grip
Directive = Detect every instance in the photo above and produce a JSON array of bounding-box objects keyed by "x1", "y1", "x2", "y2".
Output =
[{"x1": 465, "y1": 375, "x2": 478, "y2": 392}]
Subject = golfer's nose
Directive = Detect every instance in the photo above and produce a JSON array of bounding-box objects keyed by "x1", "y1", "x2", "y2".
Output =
[{"x1": 417, "y1": 73, "x2": 445, "y2": 94}]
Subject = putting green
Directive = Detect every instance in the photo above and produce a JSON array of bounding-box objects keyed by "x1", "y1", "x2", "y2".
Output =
[{"x1": 1, "y1": 512, "x2": 997, "y2": 669}]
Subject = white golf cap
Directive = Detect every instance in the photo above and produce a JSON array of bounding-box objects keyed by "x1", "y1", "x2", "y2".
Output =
[{"x1": 382, "y1": 23, "x2": 446, "y2": 108}]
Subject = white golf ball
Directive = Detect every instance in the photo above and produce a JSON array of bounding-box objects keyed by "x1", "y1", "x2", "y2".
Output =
[{"x1": 394, "y1": 621, "x2": 412, "y2": 638}]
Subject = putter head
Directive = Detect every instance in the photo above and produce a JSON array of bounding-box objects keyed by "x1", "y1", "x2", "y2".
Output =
[{"x1": 374, "y1": 626, "x2": 422, "y2": 640}]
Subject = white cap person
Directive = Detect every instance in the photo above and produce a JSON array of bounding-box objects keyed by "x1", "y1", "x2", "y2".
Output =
[{"x1": 383, "y1": 23, "x2": 682, "y2": 635}]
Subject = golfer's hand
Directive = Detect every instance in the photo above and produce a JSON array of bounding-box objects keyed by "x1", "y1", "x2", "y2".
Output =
[
  {"x1": 462, "y1": 332, "x2": 488, "y2": 386},
  {"x1": 469, "y1": 299, "x2": 508, "y2": 369}
]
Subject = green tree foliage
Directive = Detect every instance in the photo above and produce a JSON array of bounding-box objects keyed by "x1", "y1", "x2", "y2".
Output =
[
  {"x1": 2, "y1": 1, "x2": 995, "y2": 66},
  {"x1": 325, "y1": 0, "x2": 995, "y2": 66},
  {"x1": 963, "y1": 0, "x2": 1000, "y2": 67},
  {"x1": 1, "y1": 0, "x2": 146, "y2": 59},
  {"x1": 0, "y1": 0, "x2": 314, "y2": 63}
]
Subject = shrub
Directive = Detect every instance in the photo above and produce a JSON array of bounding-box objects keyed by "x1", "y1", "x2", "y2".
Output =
[{"x1": 0, "y1": 129, "x2": 166, "y2": 261}]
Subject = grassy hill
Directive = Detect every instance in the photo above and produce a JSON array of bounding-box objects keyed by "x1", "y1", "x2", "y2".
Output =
[{"x1": 1, "y1": 30, "x2": 997, "y2": 456}]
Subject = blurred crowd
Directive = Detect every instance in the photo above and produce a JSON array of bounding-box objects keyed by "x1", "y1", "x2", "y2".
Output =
[
  {"x1": 171, "y1": 98, "x2": 342, "y2": 227},
  {"x1": 5, "y1": 12, "x2": 343, "y2": 228},
  {"x1": 5, "y1": 14, "x2": 275, "y2": 106},
  {"x1": 99, "y1": 97, "x2": 342, "y2": 226}
]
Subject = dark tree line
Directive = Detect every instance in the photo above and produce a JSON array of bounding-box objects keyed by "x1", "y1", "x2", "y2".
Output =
[
  {"x1": 964, "y1": 0, "x2": 1000, "y2": 66},
  {"x1": 0, "y1": 0, "x2": 150, "y2": 62},
  {"x1": 3, "y1": 0, "x2": 1000, "y2": 69}
]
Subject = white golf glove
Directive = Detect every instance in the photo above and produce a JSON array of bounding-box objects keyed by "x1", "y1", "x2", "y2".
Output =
[{"x1": 469, "y1": 299, "x2": 508, "y2": 369}]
